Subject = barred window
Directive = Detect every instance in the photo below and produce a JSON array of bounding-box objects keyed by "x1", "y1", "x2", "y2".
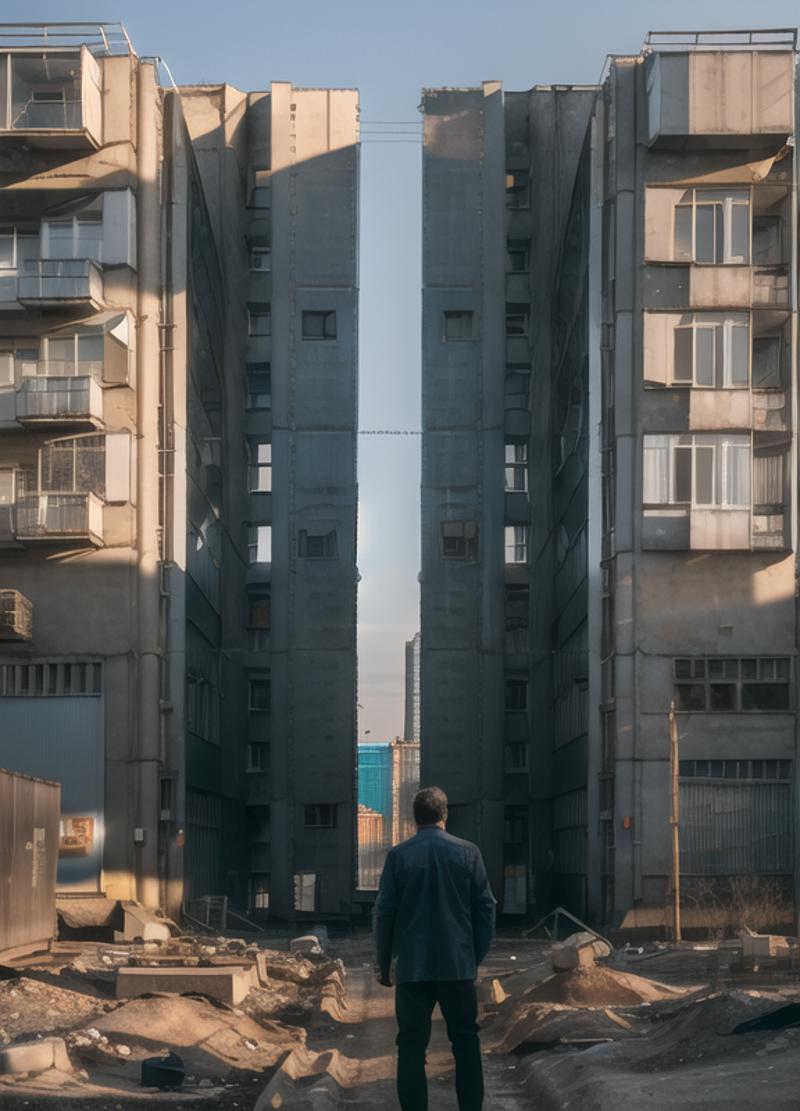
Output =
[
  {"x1": 679, "y1": 758, "x2": 791, "y2": 781},
  {"x1": 0, "y1": 660, "x2": 102, "y2": 696}
]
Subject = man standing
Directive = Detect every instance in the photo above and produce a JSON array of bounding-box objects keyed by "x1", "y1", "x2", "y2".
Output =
[{"x1": 374, "y1": 785, "x2": 496, "y2": 1111}]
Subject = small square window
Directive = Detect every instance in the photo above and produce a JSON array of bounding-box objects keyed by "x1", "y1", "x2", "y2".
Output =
[
  {"x1": 298, "y1": 528, "x2": 338, "y2": 558},
  {"x1": 441, "y1": 521, "x2": 478, "y2": 560},
  {"x1": 248, "y1": 302, "x2": 271, "y2": 336},
  {"x1": 443, "y1": 310, "x2": 474, "y2": 342},
  {"x1": 249, "y1": 678, "x2": 271, "y2": 712},
  {"x1": 302, "y1": 310, "x2": 337, "y2": 340},
  {"x1": 304, "y1": 804, "x2": 337, "y2": 829}
]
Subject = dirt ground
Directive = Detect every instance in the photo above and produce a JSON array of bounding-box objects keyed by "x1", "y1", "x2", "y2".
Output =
[{"x1": 4, "y1": 933, "x2": 800, "y2": 1109}]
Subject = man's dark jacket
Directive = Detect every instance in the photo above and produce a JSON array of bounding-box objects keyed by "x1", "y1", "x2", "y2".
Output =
[{"x1": 374, "y1": 827, "x2": 496, "y2": 983}]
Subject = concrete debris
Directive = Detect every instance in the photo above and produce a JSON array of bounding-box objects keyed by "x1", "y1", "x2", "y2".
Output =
[
  {"x1": 0, "y1": 1036, "x2": 72, "y2": 1075},
  {"x1": 740, "y1": 929, "x2": 796, "y2": 962},
  {"x1": 526, "y1": 965, "x2": 684, "y2": 1007},
  {"x1": 290, "y1": 935, "x2": 324, "y2": 955},
  {"x1": 116, "y1": 963, "x2": 259, "y2": 1006}
]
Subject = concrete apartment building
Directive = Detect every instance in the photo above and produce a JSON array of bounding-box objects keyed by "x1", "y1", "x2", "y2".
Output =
[
  {"x1": 421, "y1": 30, "x2": 799, "y2": 928},
  {"x1": 403, "y1": 630, "x2": 421, "y2": 743},
  {"x1": 0, "y1": 23, "x2": 359, "y2": 923}
]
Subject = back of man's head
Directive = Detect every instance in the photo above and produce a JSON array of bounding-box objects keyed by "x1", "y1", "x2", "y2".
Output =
[{"x1": 413, "y1": 785, "x2": 448, "y2": 827}]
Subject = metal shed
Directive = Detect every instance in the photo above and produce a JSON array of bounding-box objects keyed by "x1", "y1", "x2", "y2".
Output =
[{"x1": 0, "y1": 767, "x2": 60, "y2": 961}]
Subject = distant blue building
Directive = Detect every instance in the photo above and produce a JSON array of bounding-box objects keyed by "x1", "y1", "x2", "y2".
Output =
[{"x1": 358, "y1": 744, "x2": 392, "y2": 818}]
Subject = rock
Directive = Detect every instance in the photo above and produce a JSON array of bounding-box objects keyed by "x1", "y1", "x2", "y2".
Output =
[
  {"x1": 71, "y1": 1036, "x2": 93, "y2": 1049},
  {"x1": 0, "y1": 1037, "x2": 72, "y2": 1075},
  {"x1": 86, "y1": 1029, "x2": 101, "y2": 1041},
  {"x1": 116, "y1": 1045, "x2": 131, "y2": 1057}
]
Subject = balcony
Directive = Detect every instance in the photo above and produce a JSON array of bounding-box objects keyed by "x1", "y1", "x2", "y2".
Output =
[
  {"x1": 15, "y1": 492, "x2": 103, "y2": 546},
  {"x1": 16, "y1": 376, "x2": 103, "y2": 429},
  {"x1": 0, "y1": 46, "x2": 103, "y2": 149},
  {"x1": 18, "y1": 260, "x2": 104, "y2": 310},
  {"x1": 0, "y1": 589, "x2": 32, "y2": 641}
]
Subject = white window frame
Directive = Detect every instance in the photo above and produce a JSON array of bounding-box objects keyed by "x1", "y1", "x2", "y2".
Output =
[
  {"x1": 0, "y1": 225, "x2": 17, "y2": 270},
  {"x1": 249, "y1": 245, "x2": 271, "y2": 272},
  {"x1": 248, "y1": 442, "x2": 272, "y2": 493},
  {"x1": 248, "y1": 523, "x2": 272, "y2": 564},
  {"x1": 674, "y1": 188, "x2": 751, "y2": 265},
  {"x1": 42, "y1": 215, "x2": 103, "y2": 262},
  {"x1": 504, "y1": 443, "x2": 528, "y2": 492},
  {"x1": 504, "y1": 525, "x2": 528, "y2": 564},
  {"x1": 643, "y1": 434, "x2": 752, "y2": 509},
  {"x1": 673, "y1": 315, "x2": 750, "y2": 388}
]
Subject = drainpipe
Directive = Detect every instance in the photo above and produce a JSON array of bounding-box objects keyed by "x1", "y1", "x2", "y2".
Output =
[{"x1": 134, "y1": 58, "x2": 163, "y2": 909}]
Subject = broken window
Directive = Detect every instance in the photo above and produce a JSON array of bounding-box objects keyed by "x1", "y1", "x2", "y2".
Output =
[
  {"x1": 304, "y1": 804, "x2": 337, "y2": 829},
  {"x1": 674, "y1": 657, "x2": 790, "y2": 712},
  {"x1": 247, "y1": 302, "x2": 271, "y2": 336},
  {"x1": 442, "y1": 310, "x2": 474, "y2": 342},
  {"x1": 440, "y1": 521, "x2": 478, "y2": 560},
  {"x1": 298, "y1": 526, "x2": 338, "y2": 559},
  {"x1": 301, "y1": 310, "x2": 337, "y2": 340},
  {"x1": 673, "y1": 188, "x2": 750, "y2": 265}
]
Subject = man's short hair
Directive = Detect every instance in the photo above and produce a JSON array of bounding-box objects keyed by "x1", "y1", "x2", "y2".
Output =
[{"x1": 413, "y1": 786, "x2": 448, "y2": 826}]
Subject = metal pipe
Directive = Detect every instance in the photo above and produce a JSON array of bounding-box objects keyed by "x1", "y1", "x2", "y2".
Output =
[{"x1": 134, "y1": 58, "x2": 163, "y2": 909}]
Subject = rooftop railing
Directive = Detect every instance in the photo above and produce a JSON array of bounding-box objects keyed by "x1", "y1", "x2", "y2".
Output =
[
  {"x1": 645, "y1": 29, "x2": 797, "y2": 51},
  {"x1": 0, "y1": 23, "x2": 134, "y2": 55}
]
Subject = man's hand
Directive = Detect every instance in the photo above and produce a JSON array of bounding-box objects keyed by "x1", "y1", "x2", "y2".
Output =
[{"x1": 375, "y1": 964, "x2": 392, "y2": 988}]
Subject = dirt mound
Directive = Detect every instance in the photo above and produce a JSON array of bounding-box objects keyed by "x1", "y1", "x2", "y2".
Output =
[{"x1": 525, "y1": 965, "x2": 683, "y2": 1006}]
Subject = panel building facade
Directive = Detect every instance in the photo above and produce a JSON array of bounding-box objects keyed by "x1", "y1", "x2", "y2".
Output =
[
  {"x1": 0, "y1": 24, "x2": 359, "y2": 922},
  {"x1": 421, "y1": 31, "x2": 800, "y2": 929}
]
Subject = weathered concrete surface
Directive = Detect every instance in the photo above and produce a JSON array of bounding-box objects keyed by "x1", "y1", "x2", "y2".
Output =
[
  {"x1": 116, "y1": 964, "x2": 257, "y2": 1006},
  {"x1": 0, "y1": 1037, "x2": 71, "y2": 1075}
]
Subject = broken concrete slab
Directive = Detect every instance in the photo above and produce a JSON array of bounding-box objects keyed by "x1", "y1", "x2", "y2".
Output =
[
  {"x1": 740, "y1": 930, "x2": 794, "y2": 961},
  {"x1": 290, "y1": 935, "x2": 323, "y2": 955},
  {"x1": 114, "y1": 901, "x2": 172, "y2": 944},
  {"x1": 552, "y1": 939, "x2": 597, "y2": 973},
  {"x1": 116, "y1": 964, "x2": 258, "y2": 1006},
  {"x1": 0, "y1": 1036, "x2": 71, "y2": 1075}
]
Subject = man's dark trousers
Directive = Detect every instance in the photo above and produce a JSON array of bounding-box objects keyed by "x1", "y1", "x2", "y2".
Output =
[{"x1": 395, "y1": 979, "x2": 483, "y2": 1111}]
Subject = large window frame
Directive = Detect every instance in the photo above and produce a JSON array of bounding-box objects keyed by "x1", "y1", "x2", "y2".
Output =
[
  {"x1": 674, "y1": 188, "x2": 750, "y2": 265},
  {"x1": 674, "y1": 657, "x2": 791, "y2": 712},
  {"x1": 673, "y1": 315, "x2": 749, "y2": 388},
  {"x1": 643, "y1": 434, "x2": 751, "y2": 510}
]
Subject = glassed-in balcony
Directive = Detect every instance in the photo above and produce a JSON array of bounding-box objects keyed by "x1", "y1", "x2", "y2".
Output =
[
  {"x1": 18, "y1": 259, "x2": 104, "y2": 310},
  {"x1": 15, "y1": 492, "x2": 103, "y2": 546},
  {"x1": 0, "y1": 588, "x2": 32, "y2": 641},
  {"x1": 16, "y1": 375, "x2": 103, "y2": 428},
  {"x1": 0, "y1": 49, "x2": 102, "y2": 149}
]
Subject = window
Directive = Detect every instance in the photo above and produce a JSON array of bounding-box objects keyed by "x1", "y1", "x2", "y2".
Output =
[
  {"x1": 186, "y1": 674, "x2": 219, "y2": 744},
  {"x1": 250, "y1": 874, "x2": 270, "y2": 911},
  {"x1": 247, "y1": 302, "x2": 271, "y2": 336},
  {"x1": 42, "y1": 333, "x2": 103, "y2": 377},
  {"x1": 505, "y1": 525, "x2": 528, "y2": 564},
  {"x1": 304, "y1": 804, "x2": 337, "y2": 829},
  {"x1": 674, "y1": 657, "x2": 790, "y2": 712},
  {"x1": 752, "y1": 335, "x2": 782, "y2": 389},
  {"x1": 249, "y1": 677, "x2": 271, "y2": 712},
  {"x1": 302, "y1": 310, "x2": 337, "y2": 340},
  {"x1": 505, "y1": 583, "x2": 529, "y2": 630},
  {"x1": 505, "y1": 742, "x2": 529, "y2": 772},
  {"x1": 507, "y1": 239, "x2": 530, "y2": 272},
  {"x1": 247, "y1": 592, "x2": 271, "y2": 631},
  {"x1": 248, "y1": 441, "x2": 272, "y2": 493},
  {"x1": 505, "y1": 678, "x2": 528, "y2": 712},
  {"x1": 673, "y1": 188, "x2": 750, "y2": 265},
  {"x1": 248, "y1": 166, "x2": 270, "y2": 208},
  {"x1": 0, "y1": 226, "x2": 16, "y2": 269},
  {"x1": 247, "y1": 742, "x2": 269, "y2": 771},
  {"x1": 293, "y1": 871, "x2": 316, "y2": 912},
  {"x1": 442, "y1": 310, "x2": 474, "y2": 341},
  {"x1": 505, "y1": 442, "x2": 528, "y2": 492},
  {"x1": 248, "y1": 524, "x2": 272, "y2": 563},
  {"x1": 246, "y1": 363, "x2": 271, "y2": 409},
  {"x1": 643, "y1": 434, "x2": 751, "y2": 509},
  {"x1": 505, "y1": 303, "x2": 529, "y2": 337},
  {"x1": 40, "y1": 434, "x2": 106, "y2": 496},
  {"x1": 249, "y1": 245, "x2": 271, "y2": 272},
  {"x1": 441, "y1": 521, "x2": 478, "y2": 560},
  {"x1": 673, "y1": 315, "x2": 749, "y2": 388},
  {"x1": 506, "y1": 170, "x2": 528, "y2": 208},
  {"x1": 298, "y1": 527, "x2": 338, "y2": 558},
  {"x1": 44, "y1": 217, "x2": 103, "y2": 262},
  {"x1": 752, "y1": 214, "x2": 782, "y2": 265},
  {"x1": 680, "y1": 758, "x2": 791, "y2": 781}
]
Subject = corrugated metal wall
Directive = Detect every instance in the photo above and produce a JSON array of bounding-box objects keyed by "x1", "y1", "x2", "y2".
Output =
[
  {"x1": 681, "y1": 780, "x2": 792, "y2": 874},
  {"x1": 0, "y1": 769, "x2": 60, "y2": 958}
]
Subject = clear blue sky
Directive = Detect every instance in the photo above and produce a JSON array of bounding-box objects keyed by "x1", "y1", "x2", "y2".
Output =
[{"x1": 10, "y1": 0, "x2": 800, "y2": 740}]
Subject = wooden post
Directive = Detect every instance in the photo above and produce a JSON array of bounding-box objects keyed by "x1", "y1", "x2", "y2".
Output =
[{"x1": 669, "y1": 699, "x2": 682, "y2": 943}]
